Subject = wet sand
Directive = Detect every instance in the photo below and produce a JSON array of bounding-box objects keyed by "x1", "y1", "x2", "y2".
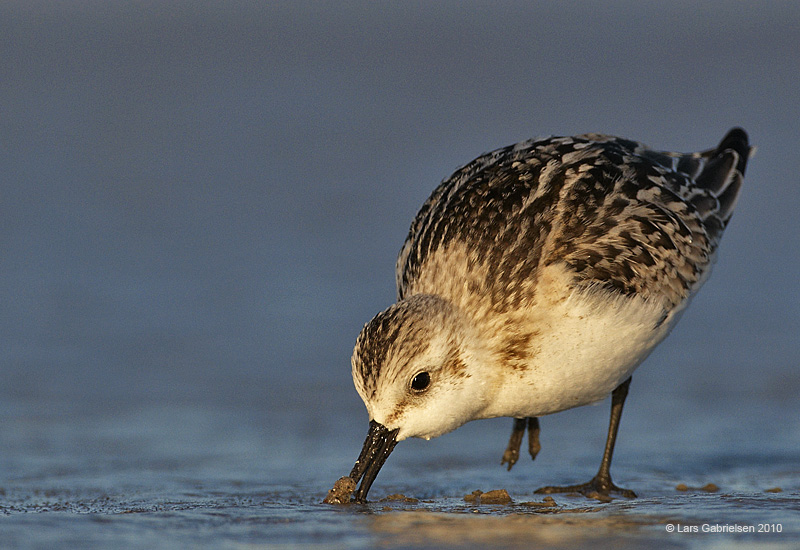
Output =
[
  {"x1": 2, "y1": 480, "x2": 797, "y2": 549},
  {"x1": 1, "y1": 397, "x2": 797, "y2": 549}
]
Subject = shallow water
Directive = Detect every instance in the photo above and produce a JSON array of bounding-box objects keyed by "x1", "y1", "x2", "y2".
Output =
[{"x1": 2, "y1": 2, "x2": 799, "y2": 549}]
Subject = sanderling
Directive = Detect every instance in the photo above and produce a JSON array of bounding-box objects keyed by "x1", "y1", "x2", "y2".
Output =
[{"x1": 326, "y1": 128, "x2": 750, "y2": 504}]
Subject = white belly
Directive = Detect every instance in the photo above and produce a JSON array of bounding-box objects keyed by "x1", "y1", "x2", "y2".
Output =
[{"x1": 481, "y1": 267, "x2": 685, "y2": 419}]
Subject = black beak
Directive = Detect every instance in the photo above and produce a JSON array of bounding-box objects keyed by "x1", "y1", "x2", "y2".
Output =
[{"x1": 348, "y1": 420, "x2": 399, "y2": 503}]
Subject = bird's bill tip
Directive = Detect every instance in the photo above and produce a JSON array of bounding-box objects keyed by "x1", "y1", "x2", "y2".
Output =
[{"x1": 348, "y1": 419, "x2": 399, "y2": 503}]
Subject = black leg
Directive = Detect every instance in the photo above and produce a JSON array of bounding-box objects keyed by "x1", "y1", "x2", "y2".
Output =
[
  {"x1": 535, "y1": 377, "x2": 636, "y2": 499},
  {"x1": 501, "y1": 417, "x2": 541, "y2": 470}
]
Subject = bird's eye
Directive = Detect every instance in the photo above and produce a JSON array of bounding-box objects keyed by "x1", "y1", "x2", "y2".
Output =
[{"x1": 410, "y1": 371, "x2": 431, "y2": 392}]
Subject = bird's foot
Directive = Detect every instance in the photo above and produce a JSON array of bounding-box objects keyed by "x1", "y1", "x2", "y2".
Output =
[
  {"x1": 501, "y1": 417, "x2": 540, "y2": 471},
  {"x1": 527, "y1": 424, "x2": 541, "y2": 460},
  {"x1": 535, "y1": 474, "x2": 636, "y2": 501},
  {"x1": 500, "y1": 418, "x2": 525, "y2": 471},
  {"x1": 500, "y1": 447, "x2": 519, "y2": 470},
  {"x1": 500, "y1": 435, "x2": 522, "y2": 471}
]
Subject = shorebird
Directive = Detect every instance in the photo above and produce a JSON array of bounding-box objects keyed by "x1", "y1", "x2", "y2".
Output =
[{"x1": 328, "y1": 128, "x2": 750, "y2": 503}]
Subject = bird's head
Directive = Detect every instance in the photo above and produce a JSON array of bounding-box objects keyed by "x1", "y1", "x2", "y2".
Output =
[{"x1": 345, "y1": 294, "x2": 490, "y2": 501}]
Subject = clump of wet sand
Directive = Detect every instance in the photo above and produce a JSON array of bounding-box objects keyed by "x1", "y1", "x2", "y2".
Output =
[
  {"x1": 675, "y1": 482, "x2": 719, "y2": 493},
  {"x1": 323, "y1": 476, "x2": 356, "y2": 504},
  {"x1": 463, "y1": 489, "x2": 512, "y2": 504}
]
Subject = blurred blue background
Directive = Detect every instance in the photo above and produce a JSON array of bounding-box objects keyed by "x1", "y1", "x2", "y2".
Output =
[{"x1": 1, "y1": 1, "x2": 798, "y2": 497}]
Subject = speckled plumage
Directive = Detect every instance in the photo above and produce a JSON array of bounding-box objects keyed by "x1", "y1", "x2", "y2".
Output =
[
  {"x1": 343, "y1": 129, "x2": 750, "y2": 502},
  {"x1": 396, "y1": 131, "x2": 746, "y2": 311}
]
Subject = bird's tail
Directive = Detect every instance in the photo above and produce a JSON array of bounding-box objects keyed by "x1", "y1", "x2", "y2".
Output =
[{"x1": 693, "y1": 127, "x2": 751, "y2": 223}]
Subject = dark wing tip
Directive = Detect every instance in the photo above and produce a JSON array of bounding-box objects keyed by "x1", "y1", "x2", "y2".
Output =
[{"x1": 717, "y1": 127, "x2": 751, "y2": 175}]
